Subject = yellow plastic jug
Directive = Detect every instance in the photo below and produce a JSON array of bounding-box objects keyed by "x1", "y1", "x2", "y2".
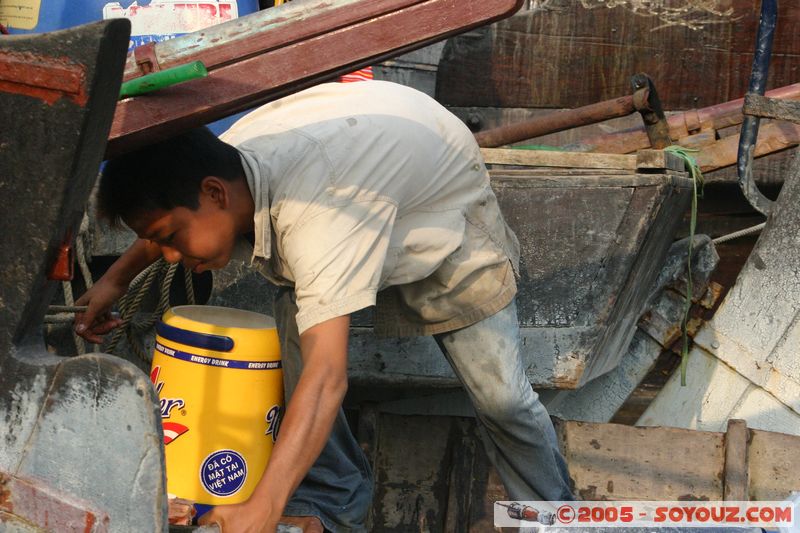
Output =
[{"x1": 150, "y1": 305, "x2": 283, "y2": 505}]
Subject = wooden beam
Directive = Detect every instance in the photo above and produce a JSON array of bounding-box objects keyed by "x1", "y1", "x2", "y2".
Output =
[
  {"x1": 481, "y1": 148, "x2": 637, "y2": 169},
  {"x1": 481, "y1": 148, "x2": 685, "y2": 172},
  {"x1": 635, "y1": 150, "x2": 686, "y2": 172},
  {"x1": 107, "y1": 0, "x2": 523, "y2": 157},
  {"x1": 744, "y1": 94, "x2": 800, "y2": 124},
  {"x1": 694, "y1": 121, "x2": 800, "y2": 174}
]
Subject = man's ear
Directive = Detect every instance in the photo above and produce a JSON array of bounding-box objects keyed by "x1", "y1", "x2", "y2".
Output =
[{"x1": 199, "y1": 176, "x2": 229, "y2": 208}]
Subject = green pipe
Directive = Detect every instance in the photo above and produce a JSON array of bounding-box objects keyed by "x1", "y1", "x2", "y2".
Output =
[{"x1": 119, "y1": 61, "x2": 208, "y2": 99}]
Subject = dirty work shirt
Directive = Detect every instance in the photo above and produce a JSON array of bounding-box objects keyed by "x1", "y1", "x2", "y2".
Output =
[{"x1": 220, "y1": 81, "x2": 520, "y2": 336}]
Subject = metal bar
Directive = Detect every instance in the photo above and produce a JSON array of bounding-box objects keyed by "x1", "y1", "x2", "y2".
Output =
[
  {"x1": 744, "y1": 93, "x2": 800, "y2": 124},
  {"x1": 473, "y1": 73, "x2": 667, "y2": 151},
  {"x1": 737, "y1": 0, "x2": 778, "y2": 216},
  {"x1": 1, "y1": 19, "x2": 131, "y2": 349},
  {"x1": 631, "y1": 73, "x2": 671, "y2": 149},
  {"x1": 474, "y1": 94, "x2": 636, "y2": 148},
  {"x1": 565, "y1": 82, "x2": 800, "y2": 154},
  {"x1": 108, "y1": 0, "x2": 523, "y2": 157}
]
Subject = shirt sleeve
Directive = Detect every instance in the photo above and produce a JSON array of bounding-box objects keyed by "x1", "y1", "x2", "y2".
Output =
[{"x1": 280, "y1": 199, "x2": 398, "y2": 334}]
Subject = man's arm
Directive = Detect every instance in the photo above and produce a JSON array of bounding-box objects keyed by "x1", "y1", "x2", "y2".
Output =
[
  {"x1": 199, "y1": 314, "x2": 351, "y2": 532},
  {"x1": 75, "y1": 238, "x2": 162, "y2": 343}
]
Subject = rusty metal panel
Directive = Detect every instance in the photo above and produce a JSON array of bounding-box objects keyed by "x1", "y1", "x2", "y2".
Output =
[
  {"x1": 0, "y1": 21, "x2": 128, "y2": 348},
  {"x1": 0, "y1": 21, "x2": 167, "y2": 532},
  {"x1": 107, "y1": 0, "x2": 524, "y2": 157}
]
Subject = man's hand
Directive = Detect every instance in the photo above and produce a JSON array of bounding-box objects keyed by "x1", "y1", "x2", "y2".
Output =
[
  {"x1": 73, "y1": 238, "x2": 162, "y2": 343},
  {"x1": 74, "y1": 275, "x2": 127, "y2": 343},
  {"x1": 197, "y1": 499, "x2": 276, "y2": 533},
  {"x1": 227, "y1": 315, "x2": 351, "y2": 530},
  {"x1": 198, "y1": 502, "x2": 324, "y2": 533}
]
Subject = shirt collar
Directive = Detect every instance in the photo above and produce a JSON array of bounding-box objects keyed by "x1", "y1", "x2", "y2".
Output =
[{"x1": 238, "y1": 148, "x2": 271, "y2": 262}]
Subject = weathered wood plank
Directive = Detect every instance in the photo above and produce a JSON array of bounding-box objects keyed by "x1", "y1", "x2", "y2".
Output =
[
  {"x1": 448, "y1": 107, "x2": 794, "y2": 186},
  {"x1": 545, "y1": 237, "x2": 720, "y2": 423},
  {"x1": 480, "y1": 128, "x2": 800, "y2": 181},
  {"x1": 558, "y1": 421, "x2": 725, "y2": 501},
  {"x1": 108, "y1": 0, "x2": 524, "y2": 156},
  {"x1": 728, "y1": 384, "x2": 800, "y2": 436},
  {"x1": 694, "y1": 121, "x2": 800, "y2": 174},
  {"x1": 370, "y1": 414, "x2": 498, "y2": 532},
  {"x1": 367, "y1": 414, "x2": 799, "y2": 531},
  {"x1": 581, "y1": 176, "x2": 692, "y2": 381},
  {"x1": 640, "y1": 343, "x2": 800, "y2": 438},
  {"x1": 481, "y1": 148, "x2": 636, "y2": 169},
  {"x1": 749, "y1": 429, "x2": 800, "y2": 500},
  {"x1": 766, "y1": 311, "x2": 800, "y2": 391},
  {"x1": 344, "y1": 326, "x2": 590, "y2": 389},
  {"x1": 639, "y1": 157, "x2": 800, "y2": 438},
  {"x1": 489, "y1": 168, "x2": 631, "y2": 176},
  {"x1": 560, "y1": 420, "x2": 800, "y2": 504},
  {"x1": 489, "y1": 173, "x2": 669, "y2": 188},
  {"x1": 636, "y1": 150, "x2": 686, "y2": 172},
  {"x1": 437, "y1": 0, "x2": 800, "y2": 110},
  {"x1": 543, "y1": 330, "x2": 664, "y2": 423}
]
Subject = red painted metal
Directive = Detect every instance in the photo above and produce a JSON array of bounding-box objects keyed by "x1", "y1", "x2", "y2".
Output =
[
  {"x1": 133, "y1": 42, "x2": 160, "y2": 75},
  {"x1": 0, "y1": 50, "x2": 87, "y2": 105},
  {"x1": 107, "y1": 0, "x2": 524, "y2": 157},
  {"x1": 48, "y1": 237, "x2": 74, "y2": 281}
]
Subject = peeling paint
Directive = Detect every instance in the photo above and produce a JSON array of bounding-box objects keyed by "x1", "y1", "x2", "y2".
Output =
[{"x1": 0, "y1": 51, "x2": 87, "y2": 106}]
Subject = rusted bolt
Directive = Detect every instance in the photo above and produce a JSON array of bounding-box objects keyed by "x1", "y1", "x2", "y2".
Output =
[{"x1": 465, "y1": 113, "x2": 483, "y2": 132}]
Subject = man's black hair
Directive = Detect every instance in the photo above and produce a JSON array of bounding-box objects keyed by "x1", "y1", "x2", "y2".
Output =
[{"x1": 98, "y1": 127, "x2": 244, "y2": 226}]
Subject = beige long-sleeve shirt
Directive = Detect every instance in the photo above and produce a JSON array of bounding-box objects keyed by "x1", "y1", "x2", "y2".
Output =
[{"x1": 220, "y1": 81, "x2": 519, "y2": 336}]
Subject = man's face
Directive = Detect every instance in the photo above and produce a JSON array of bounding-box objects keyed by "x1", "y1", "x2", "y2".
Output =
[{"x1": 125, "y1": 194, "x2": 237, "y2": 274}]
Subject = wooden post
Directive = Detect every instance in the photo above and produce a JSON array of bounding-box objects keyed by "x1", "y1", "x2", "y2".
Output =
[{"x1": 723, "y1": 419, "x2": 751, "y2": 501}]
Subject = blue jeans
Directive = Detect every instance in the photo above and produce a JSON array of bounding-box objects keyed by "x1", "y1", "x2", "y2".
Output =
[{"x1": 274, "y1": 290, "x2": 573, "y2": 532}]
